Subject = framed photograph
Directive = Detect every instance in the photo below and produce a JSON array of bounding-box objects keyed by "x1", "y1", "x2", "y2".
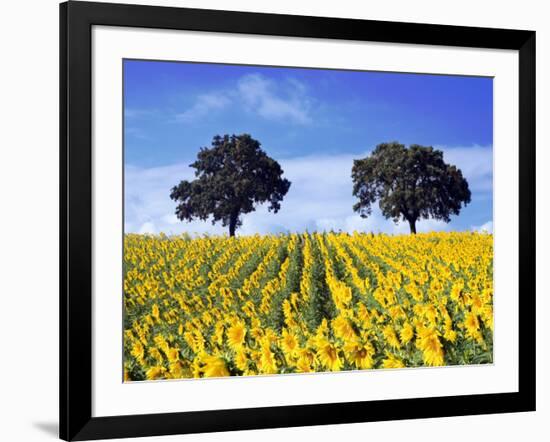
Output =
[{"x1": 60, "y1": 1, "x2": 536, "y2": 440}]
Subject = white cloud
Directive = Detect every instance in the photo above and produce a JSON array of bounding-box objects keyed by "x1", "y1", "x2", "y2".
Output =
[
  {"x1": 161, "y1": 213, "x2": 179, "y2": 225},
  {"x1": 472, "y1": 220, "x2": 493, "y2": 233},
  {"x1": 173, "y1": 73, "x2": 313, "y2": 126},
  {"x1": 314, "y1": 214, "x2": 448, "y2": 235},
  {"x1": 175, "y1": 92, "x2": 231, "y2": 122},
  {"x1": 439, "y1": 145, "x2": 493, "y2": 193},
  {"x1": 125, "y1": 145, "x2": 488, "y2": 237},
  {"x1": 138, "y1": 221, "x2": 156, "y2": 234},
  {"x1": 237, "y1": 74, "x2": 312, "y2": 125},
  {"x1": 125, "y1": 162, "x2": 227, "y2": 236}
]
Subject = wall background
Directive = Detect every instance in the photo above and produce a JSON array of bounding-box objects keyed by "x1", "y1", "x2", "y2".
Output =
[{"x1": 0, "y1": 0, "x2": 546, "y2": 441}]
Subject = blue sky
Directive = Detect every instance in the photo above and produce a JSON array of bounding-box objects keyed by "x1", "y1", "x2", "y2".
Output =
[{"x1": 124, "y1": 59, "x2": 493, "y2": 236}]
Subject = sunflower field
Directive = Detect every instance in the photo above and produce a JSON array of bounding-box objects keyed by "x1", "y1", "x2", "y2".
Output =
[{"x1": 123, "y1": 231, "x2": 493, "y2": 381}]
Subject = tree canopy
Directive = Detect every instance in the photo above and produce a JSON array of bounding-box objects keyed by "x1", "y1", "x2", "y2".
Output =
[
  {"x1": 170, "y1": 134, "x2": 291, "y2": 236},
  {"x1": 351, "y1": 142, "x2": 471, "y2": 234}
]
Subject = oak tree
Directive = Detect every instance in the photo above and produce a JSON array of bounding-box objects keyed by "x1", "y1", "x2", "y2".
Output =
[
  {"x1": 351, "y1": 142, "x2": 471, "y2": 234},
  {"x1": 170, "y1": 134, "x2": 291, "y2": 236}
]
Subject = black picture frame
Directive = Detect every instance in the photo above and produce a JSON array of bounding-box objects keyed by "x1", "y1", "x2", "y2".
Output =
[{"x1": 60, "y1": 1, "x2": 536, "y2": 440}]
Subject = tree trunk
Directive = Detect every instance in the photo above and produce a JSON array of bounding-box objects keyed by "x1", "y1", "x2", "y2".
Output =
[
  {"x1": 228, "y1": 213, "x2": 238, "y2": 237},
  {"x1": 408, "y1": 218, "x2": 417, "y2": 234}
]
